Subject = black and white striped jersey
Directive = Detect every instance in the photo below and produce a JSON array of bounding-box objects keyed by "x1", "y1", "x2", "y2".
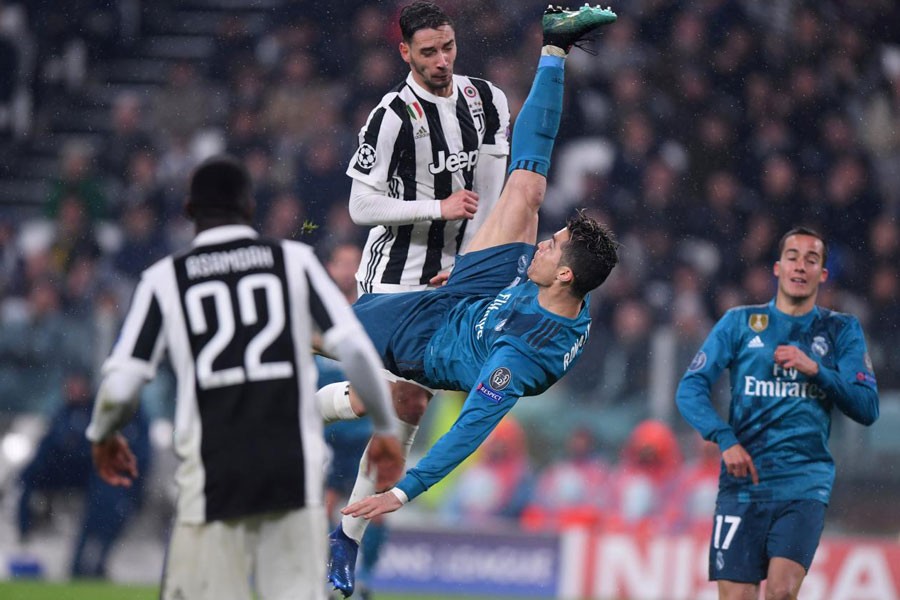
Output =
[
  {"x1": 348, "y1": 73, "x2": 510, "y2": 289},
  {"x1": 101, "y1": 225, "x2": 355, "y2": 524}
]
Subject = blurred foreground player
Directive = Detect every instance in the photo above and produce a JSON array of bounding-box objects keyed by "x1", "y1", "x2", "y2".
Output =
[{"x1": 85, "y1": 155, "x2": 402, "y2": 600}]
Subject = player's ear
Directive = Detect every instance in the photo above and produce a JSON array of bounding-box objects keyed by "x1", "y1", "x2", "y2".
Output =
[
  {"x1": 399, "y1": 41, "x2": 411, "y2": 64},
  {"x1": 819, "y1": 267, "x2": 828, "y2": 283},
  {"x1": 557, "y1": 266, "x2": 573, "y2": 284},
  {"x1": 773, "y1": 261, "x2": 781, "y2": 278}
]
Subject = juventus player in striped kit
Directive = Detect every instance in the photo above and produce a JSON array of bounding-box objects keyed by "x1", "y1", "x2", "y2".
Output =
[
  {"x1": 347, "y1": 0, "x2": 510, "y2": 294},
  {"x1": 86, "y1": 156, "x2": 403, "y2": 600},
  {"x1": 325, "y1": 5, "x2": 619, "y2": 597}
]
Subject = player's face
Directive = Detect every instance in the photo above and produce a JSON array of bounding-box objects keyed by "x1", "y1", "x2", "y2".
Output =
[
  {"x1": 773, "y1": 234, "x2": 828, "y2": 304},
  {"x1": 400, "y1": 25, "x2": 456, "y2": 97},
  {"x1": 528, "y1": 228, "x2": 571, "y2": 286}
]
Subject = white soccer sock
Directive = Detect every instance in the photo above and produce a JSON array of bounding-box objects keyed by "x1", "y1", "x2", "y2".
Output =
[
  {"x1": 316, "y1": 382, "x2": 358, "y2": 424},
  {"x1": 342, "y1": 419, "x2": 419, "y2": 542}
]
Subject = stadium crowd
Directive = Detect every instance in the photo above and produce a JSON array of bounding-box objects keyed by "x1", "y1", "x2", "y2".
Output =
[{"x1": 0, "y1": 0, "x2": 899, "y2": 545}]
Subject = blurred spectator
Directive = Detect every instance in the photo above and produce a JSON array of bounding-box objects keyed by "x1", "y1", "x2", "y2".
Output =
[
  {"x1": 866, "y1": 263, "x2": 900, "y2": 389},
  {"x1": 45, "y1": 140, "x2": 109, "y2": 222},
  {"x1": 606, "y1": 419, "x2": 683, "y2": 533},
  {"x1": 859, "y1": 47, "x2": 900, "y2": 207},
  {"x1": 521, "y1": 427, "x2": 611, "y2": 531},
  {"x1": 440, "y1": 418, "x2": 534, "y2": 525},
  {"x1": 261, "y1": 50, "x2": 331, "y2": 150},
  {"x1": 295, "y1": 136, "x2": 351, "y2": 230},
  {"x1": 46, "y1": 194, "x2": 101, "y2": 276},
  {"x1": 0, "y1": 276, "x2": 85, "y2": 414},
  {"x1": 112, "y1": 201, "x2": 169, "y2": 281},
  {"x1": 260, "y1": 191, "x2": 305, "y2": 241},
  {"x1": 99, "y1": 91, "x2": 155, "y2": 185},
  {"x1": 17, "y1": 367, "x2": 150, "y2": 578},
  {"x1": 153, "y1": 61, "x2": 225, "y2": 147},
  {"x1": 118, "y1": 149, "x2": 167, "y2": 218}
]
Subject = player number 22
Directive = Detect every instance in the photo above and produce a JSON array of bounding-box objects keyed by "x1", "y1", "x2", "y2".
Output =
[
  {"x1": 185, "y1": 274, "x2": 293, "y2": 389},
  {"x1": 713, "y1": 515, "x2": 741, "y2": 550}
]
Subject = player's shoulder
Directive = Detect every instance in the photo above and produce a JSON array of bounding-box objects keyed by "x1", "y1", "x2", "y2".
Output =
[
  {"x1": 454, "y1": 74, "x2": 508, "y2": 100},
  {"x1": 365, "y1": 80, "x2": 417, "y2": 120},
  {"x1": 141, "y1": 252, "x2": 176, "y2": 282},
  {"x1": 815, "y1": 305, "x2": 863, "y2": 333}
]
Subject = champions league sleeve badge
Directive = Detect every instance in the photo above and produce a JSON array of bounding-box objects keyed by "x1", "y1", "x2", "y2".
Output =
[{"x1": 688, "y1": 351, "x2": 707, "y2": 372}]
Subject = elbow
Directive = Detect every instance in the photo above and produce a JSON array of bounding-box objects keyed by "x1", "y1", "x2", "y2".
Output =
[
  {"x1": 348, "y1": 201, "x2": 375, "y2": 226},
  {"x1": 859, "y1": 406, "x2": 879, "y2": 427}
]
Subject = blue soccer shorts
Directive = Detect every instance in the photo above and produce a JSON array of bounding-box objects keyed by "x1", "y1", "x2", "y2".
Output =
[
  {"x1": 708, "y1": 498, "x2": 826, "y2": 583},
  {"x1": 353, "y1": 243, "x2": 534, "y2": 380}
]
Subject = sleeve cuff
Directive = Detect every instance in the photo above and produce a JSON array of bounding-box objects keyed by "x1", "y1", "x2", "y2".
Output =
[
  {"x1": 396, "y1": 475, "x2": 427, "y2": 502},
  {"x1": 714, "y1": 430, "x2": 740, "y2": 454},
  {"x1": 390, "y1": 487, "x2": 409, "y2": 505}
]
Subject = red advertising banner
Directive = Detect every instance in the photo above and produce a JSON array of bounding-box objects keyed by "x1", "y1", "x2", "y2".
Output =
[{"x1": 564, "y1": 530, "x2": 900, "y2": 600}]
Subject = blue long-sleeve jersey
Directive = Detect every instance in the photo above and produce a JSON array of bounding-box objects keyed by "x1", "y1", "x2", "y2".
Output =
[
  {"x1": 676, "y1": 300, "x2": 879, "y2": 504},
  {"x1": 396, "y1": 280, "x2": 591, "y2": 501}
]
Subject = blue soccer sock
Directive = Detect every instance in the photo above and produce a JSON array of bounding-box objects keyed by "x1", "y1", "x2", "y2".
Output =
[{"x1": 508, "y1": 54, "x2": 566, "y2": 177}]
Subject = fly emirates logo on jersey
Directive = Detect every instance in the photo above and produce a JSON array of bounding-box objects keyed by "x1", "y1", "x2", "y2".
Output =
[
  {"x1": 429, "y1": 149, "x2": 479, "y2": 175},
  {"x1": 743, "y1": 364, "x2": 827, "y2": 400},
  {"x1": 475, "y1": 292, "x2": 512, "y2": 340}
]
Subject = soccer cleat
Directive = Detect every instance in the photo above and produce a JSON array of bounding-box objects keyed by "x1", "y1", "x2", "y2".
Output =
[
  {"x1": 327, "y1": 524, "x2": 359, "y2": 598},
  {"x1": 543, "y1": 4, "x2": 617, "y2": 52}
]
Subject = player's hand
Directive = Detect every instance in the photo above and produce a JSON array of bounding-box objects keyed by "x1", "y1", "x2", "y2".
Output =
[
  {"x1": 440, "y1": 190, "x2": 479, "y2": 220},
  {"x1": 774, "y1": 344, "x2": 819, "y2": 377},
  {"x1": 365, "y1": 432, "x2": 404, "y2": 492},
  {"x1": 342, "y1": 490, "x2": 403, "y2": 520},
  {"x1": 428, "y1": 270, "x2": 451, "y2": 287},
  {"x1": 92, "y1": 433, "x2": 138, "y2": 487},
  {"x1": 722, "y1": 443, "x2": 759, "y2": 485}
]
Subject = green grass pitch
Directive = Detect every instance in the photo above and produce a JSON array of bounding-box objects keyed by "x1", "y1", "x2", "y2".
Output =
[{"x1": 0, "y1": 580, "x2": 540, "y2": 600}]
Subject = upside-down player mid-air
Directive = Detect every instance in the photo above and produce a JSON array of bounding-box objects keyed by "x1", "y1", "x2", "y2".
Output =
[{"x1": 318, "y1": 5, "x2": 619, "y2": 597}]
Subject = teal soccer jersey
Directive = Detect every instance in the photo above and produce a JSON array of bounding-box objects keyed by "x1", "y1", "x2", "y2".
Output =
[
  {"x1": 352, "y1": 243, "x2": 591, "y2": 501},
  {"x1": 676, "y1": 300, "x2": 879, "y2": 504}
]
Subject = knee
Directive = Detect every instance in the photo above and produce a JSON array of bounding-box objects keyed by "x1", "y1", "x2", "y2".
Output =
[
  {"x1": 392, "y1": 383, "x2": 430, "y2": 424},
  {"x1": 765, "y1": 584, "x2": 798, "y2": 600}
]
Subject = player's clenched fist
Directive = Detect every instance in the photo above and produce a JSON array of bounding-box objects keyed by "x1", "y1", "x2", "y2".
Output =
[{"x1": 440, "y1": 190, "x2": 479, "y2": 220}]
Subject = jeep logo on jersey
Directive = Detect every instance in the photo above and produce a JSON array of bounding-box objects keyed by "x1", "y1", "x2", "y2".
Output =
[
  {"x1": 429, "y1": 149, "x2": 479, "y2": 174},
  {"x1": 489, "y1": 367, "x2": 511, "y2": 390},
  {"x1": 749, "y1": 314, "x2": 768, "y2": 332},
  {"x1": 355, "y1": 143, "x2": 377, "y2": 170}
]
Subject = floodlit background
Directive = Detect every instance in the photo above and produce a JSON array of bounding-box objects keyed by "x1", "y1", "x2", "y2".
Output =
[{"x1": 0, "y1": 0, "x2": 898, "y2": 598}]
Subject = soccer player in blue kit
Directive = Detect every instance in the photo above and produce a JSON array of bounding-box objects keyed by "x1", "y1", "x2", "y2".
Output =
[
  {"x1": 676, "y1": 227, "x2": 880, "y2": 600},
  {"x1": 317, "y1": 5, "x2": 619, "y2": 596}
]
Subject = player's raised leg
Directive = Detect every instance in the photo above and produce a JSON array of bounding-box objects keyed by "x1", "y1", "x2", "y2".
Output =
[
  {"x1": 464, "y1": 4, "x2": 617, "y2": 255},
  {"x1": 325, "y1": 6, "x2": 617, "y2": 598}
]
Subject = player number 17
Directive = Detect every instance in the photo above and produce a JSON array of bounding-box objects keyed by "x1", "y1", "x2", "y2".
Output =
[{"x1": 713, "y1": 515, "x2": 741, "y2": 550}]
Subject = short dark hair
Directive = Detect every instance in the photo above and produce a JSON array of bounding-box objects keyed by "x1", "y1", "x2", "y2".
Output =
[
  {"x1": 778, "y1": 226, "x2": 828, "y2": 265},
  {"x1": 399, "y1": 1, "x2": 453, "y2": 42},
  {"x1": 561, "y1": 210, "x2": 619, "y2": 298},
  {"x1": 185, "y1": 154, "x2": 254, "y2": 224}
]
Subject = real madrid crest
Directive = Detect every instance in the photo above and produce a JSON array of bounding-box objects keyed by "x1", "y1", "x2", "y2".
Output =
[
  {"x1": 749, "y1": 314, "x2": 768, "y2": 332},
  {"x1": 811, "y1": 335, "x2": 829, "y2": 357}
]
